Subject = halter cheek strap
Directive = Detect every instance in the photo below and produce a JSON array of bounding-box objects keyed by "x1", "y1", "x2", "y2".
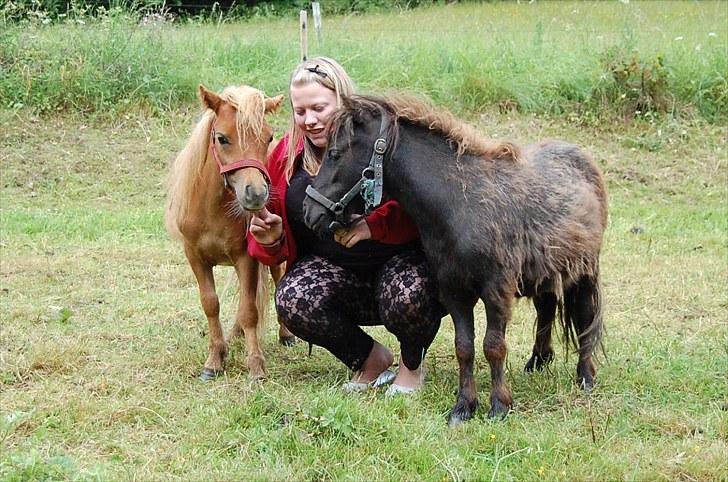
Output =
[
  {"x1": 210, "y1": 129, "x2": 271, "y2": 188},
  {"x1": 304, "y1": 110, "x2": 390, "y2": 233}
]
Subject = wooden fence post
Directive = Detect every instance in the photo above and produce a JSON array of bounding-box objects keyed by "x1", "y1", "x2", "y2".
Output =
[
  {"x1": 312, "y1": 2, "x2": 323, "y2": 48},
  {"x1": 299, "y1": 10, "x2": 308, "y2": 62}
]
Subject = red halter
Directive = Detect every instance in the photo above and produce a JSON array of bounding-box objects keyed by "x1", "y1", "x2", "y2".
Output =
[{"x1": 210, "y1": 129, "x2": 271, "y2": 187}]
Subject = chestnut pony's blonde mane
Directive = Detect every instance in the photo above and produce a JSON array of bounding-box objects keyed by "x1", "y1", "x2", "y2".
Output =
[
  {"x1": 165, "y1": 85, "x2": 267, "y2": 238},
  {"x1": 343, "y1": 94, "x2": 522, "y2": 162}
]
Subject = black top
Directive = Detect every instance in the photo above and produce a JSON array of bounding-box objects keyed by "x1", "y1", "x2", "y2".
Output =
[{"x1": 286, "y1": 167, "x2": 415, "y2": 274}]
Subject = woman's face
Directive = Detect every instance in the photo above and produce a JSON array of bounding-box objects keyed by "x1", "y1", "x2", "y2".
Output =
[{"x1": 290, "y1": 82, "x2": 338, "y2": 149}]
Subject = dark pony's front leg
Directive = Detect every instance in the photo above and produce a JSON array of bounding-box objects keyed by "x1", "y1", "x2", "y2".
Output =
[
  {"x1": 443, "y1": 296, "x2": 479, "y2": 427},
  {"x1": 483, "y1": 292, "x2": 514, "y2": 418}
]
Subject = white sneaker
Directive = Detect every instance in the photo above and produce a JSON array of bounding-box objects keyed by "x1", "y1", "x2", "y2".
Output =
[
  {"x1": 384, "y1": 383, "x2": 419, "y2": 397},
  {"x1": 341, "y1": 369, "x2": 396, "y2": 393}
]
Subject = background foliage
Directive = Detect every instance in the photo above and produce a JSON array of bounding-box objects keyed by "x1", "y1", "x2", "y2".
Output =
[{"x1": 1, "y1": 1, "x2": 726, "y2": 121}]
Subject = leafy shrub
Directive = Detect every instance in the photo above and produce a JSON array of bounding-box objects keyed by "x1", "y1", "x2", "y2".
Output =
[{"x1": 593, "y1": 48, "x2": 672, "y2": 117}]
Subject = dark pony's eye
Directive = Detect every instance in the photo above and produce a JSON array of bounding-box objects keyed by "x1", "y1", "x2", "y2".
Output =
[{"x1": 216, "y1": 134, "x2": 229, "y2": 145}]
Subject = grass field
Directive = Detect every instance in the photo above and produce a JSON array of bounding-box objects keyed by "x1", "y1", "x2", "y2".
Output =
[{"x1": 1, "y1": 1, "x2": 727, "y2": 481}]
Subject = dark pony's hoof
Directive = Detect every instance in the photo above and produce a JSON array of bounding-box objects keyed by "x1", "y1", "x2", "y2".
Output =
[
  {"x1": 524, "y1": 351, "x2": 554, "y2": 372},
  {"x1": 577, "y1": 375, "x2": 595, "y2": 393},
  {"x1": 279, "y1": 335, "x2": 296, "y2": 347},
  {"x1": 577, "y1": 359, "x2": 596, "y2": 392},
  {"x1": 448, "y1": 399, "x2": 479, "y2": 428},
  {"x1": 487, "y1": 399, "x2": 511, "y2": 419},
  {"x1": 199, "y1": 367, "x2": 223, "y2": 381}
]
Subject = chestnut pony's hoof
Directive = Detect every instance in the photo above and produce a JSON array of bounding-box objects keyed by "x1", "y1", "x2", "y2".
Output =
[
  {"x1": 199, "y1": 367, "x2": 223, "y2": 381},
  {"x1": 279, "y1": 335, "x2": 296, "y2": 347}
]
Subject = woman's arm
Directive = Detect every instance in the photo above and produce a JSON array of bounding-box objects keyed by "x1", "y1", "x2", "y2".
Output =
[
  {"x1": 365, "y1": 199, "x2": 419, "y2": 244},
  {"x1": 247, "y1": 206, "x2": 289, "y2": 265},
  {"x1": 246, "y1": 136, "x2": 291, "y2": 265}
]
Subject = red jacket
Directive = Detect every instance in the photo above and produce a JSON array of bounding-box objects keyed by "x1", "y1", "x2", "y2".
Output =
[{"x1": 246, "y1": 134, "x2": 419, "y2": 269}]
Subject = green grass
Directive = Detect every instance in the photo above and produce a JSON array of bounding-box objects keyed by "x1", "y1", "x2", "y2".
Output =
[
  {"x1": 1, "y1": 1, "x2": 726, "y2": 121},
  {"x1": 1, "y1": 103, "x2": 726, "y2": 480},
  {"x1": 1, "y1": 2, "x2": 727, "y2": 480}
]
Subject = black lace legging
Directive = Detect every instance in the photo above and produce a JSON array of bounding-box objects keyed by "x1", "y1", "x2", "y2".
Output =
[{"x1": 275, "y1": 251, "x2": 445, "y2": 372}]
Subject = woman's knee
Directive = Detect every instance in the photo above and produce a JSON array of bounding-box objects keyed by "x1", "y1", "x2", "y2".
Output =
[{"x1": 275, "y1": 256, "x2": 355, "y2": 326}]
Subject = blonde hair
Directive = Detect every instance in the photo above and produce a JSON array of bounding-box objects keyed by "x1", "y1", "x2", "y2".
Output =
[{"x1": 285, "y1": 56, "x2": 355, "y2": 180}]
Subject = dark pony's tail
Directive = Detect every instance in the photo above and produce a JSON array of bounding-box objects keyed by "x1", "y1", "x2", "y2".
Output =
[{"x1": 562, "y1": 263, "x2": 605, "y2": 361}]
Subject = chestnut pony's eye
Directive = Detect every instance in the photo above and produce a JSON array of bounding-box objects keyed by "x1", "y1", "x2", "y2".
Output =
[{"x1": 216, "y1": 134, "x2": 229, "y2": 145}]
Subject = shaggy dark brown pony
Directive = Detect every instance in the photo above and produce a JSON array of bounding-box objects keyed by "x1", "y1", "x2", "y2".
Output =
[
  {"x1": 303, "y1": 94, "x2": 608, "y2": 425},
  {"x1": 165, "y1": 84, "x2": 293, "y2": 381}
]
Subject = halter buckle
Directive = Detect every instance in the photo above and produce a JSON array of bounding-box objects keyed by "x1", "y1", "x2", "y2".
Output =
[
  {"x1": 374, "y1": 138, "x2": 387, "y2": 154},
  {"x1": 361, "y1": 166, "x2": 375, "y2": 179},
  {"x1": 332, "y1": 202, "x2": 345, "y2": 215}
]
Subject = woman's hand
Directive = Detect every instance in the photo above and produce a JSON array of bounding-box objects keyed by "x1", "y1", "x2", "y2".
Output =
[
  {"x1": 249, "y1": 207, "x2": 283, "y2": 247},
  {"x1": 334, "y1": 217, "x2": 371, "y2": 248}
]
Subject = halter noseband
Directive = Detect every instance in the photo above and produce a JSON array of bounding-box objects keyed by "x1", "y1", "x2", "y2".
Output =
[
  {"x1": 210, "y1": 129, "x2": 271, "y2": 190},
  {"x1": 305, "y1": 111, "x2": 390, "y2": 233}
]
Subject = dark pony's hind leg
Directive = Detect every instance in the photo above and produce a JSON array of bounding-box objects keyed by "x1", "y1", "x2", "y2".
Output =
[
  {"x1": 525, "y1": 292, "x2": 557, "y2": 372},
  {"x1": 482, "y1": 293, "x2": 514, "y2": 419},
  {"x1": 565, "y1": 274, "x2": 603, "y2": 391}
]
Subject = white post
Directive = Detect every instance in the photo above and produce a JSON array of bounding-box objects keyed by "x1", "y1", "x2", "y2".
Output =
[
  {"x1": 312, "y1": 2, "x2": 323, "y2": 48},
  {"x1": 299, "y1": 10, "x2": 308, "y2": 62}
]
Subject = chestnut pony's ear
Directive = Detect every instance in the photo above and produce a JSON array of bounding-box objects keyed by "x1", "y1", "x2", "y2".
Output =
[
  {"x1": 265, "y1": 95, "x2": 284, "y2": 114},
  {"x1": 198, "y1": 84, "x2": 222, "y2": 113}
]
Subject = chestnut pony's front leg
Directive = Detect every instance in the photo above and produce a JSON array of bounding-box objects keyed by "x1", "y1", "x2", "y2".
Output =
[
  {"x1": 269, "y1": 262, "x2": 296, "y2": 346},
  {"x1": 184, "y1": 244, "x2": 226, "y2": 380},
  {"x1": 234, "y1": 255, "x2": 267, "y2": 380}
]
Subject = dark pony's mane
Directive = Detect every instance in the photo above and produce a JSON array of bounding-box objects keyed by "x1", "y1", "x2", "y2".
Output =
[{"x1": 335, "y1": 94, "x2": 522, "y2": 162}]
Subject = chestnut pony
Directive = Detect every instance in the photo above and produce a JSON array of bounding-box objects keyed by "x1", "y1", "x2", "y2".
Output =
[{"x1": 165, "y1": 84, "x2": 292, "y2": 380}]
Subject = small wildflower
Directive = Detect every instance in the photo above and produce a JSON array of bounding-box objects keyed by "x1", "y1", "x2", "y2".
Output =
[
  {"x1": 490, "y1": 434, "x2": 496, "y2": 442},
  {"x1": 708, "y1": 32, "x2": 717, "y2": 37},
  {"x1": 693, "y1": 445, "x2": 700, "y2": 453},
  {"x1": 538, "y1": 466, "x2": 545, "y2": 476},
  {"x1": 674, "y1": 36, "x2": 684, "y2": 41}
]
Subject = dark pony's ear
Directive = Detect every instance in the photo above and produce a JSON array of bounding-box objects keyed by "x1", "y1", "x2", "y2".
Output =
[
  {"x1": 198, "y1": 84, "x2": 222, "y2": 113},
  {"x1": 342, "y1": 96, "x2": 373, "y2": 125}
]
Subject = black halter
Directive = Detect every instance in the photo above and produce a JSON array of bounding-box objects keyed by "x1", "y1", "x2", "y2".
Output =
[{"x1": 305, "y1": 112, "x2": 390, "y2": 233}]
